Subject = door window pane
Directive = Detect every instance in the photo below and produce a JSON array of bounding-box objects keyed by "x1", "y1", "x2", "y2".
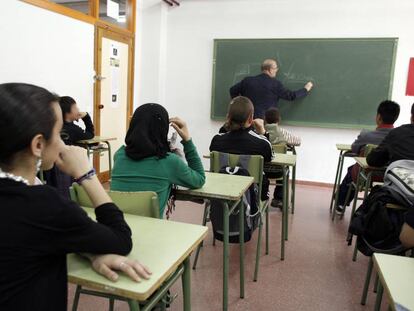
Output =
[
  {"x1": 99, "y1": 0, "x2": 128, "y2": 29},
  {"x1": 51, "y1": 0, "x2": 90, "y2": 15}
]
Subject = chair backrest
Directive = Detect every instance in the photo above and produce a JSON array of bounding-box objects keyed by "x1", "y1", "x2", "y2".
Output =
[
  {"x1": 70, "y1": 183, "x2": 160, "y2": 218},
  {"x1": 272, "y1": 143, "x2": 287, "y2": 154},
  {"x1": 210, "y1": 151, "x2": 264, "y2": 199},
  {"x1": 363, "y1": 144, "x2": 378, "y2": 157}
]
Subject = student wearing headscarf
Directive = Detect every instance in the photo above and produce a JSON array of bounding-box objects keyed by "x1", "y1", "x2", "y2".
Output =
[{"x1": 111, "y1": 103, "x2": 206, "y2": 217}]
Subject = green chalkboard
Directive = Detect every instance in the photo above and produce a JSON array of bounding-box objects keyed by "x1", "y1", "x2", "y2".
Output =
[{"x1": 211, "y1": 38, "x2": 398, "y2": 129}]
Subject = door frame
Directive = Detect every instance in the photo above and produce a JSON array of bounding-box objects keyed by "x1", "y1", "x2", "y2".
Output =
[{"x1": 94, "y1": 26, "x2": 135, "y2": 182}]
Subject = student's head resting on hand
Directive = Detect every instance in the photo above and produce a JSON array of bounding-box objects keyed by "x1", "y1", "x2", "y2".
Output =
[
  {"x1": 0, "y1": 83, "x2": 65, "y2": 185},
  {"x1": 59, "y1": 96, "x2": 84, "y2": 122}
]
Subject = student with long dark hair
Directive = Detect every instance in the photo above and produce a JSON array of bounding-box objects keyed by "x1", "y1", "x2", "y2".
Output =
[
  {"x1": 111, "y1": 103, "x2": 206, "y2": 217},
  {"x1": 0, "y1": 83, "x2": 151, "y2": 310}
]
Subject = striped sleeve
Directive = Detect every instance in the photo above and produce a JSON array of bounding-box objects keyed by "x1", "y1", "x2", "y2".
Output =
[{"x1": 280, "y1": 127, "x2": 301, "y2": 146}]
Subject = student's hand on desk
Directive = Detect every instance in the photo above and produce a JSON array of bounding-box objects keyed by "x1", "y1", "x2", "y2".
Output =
[
  {"x1": 253, "y1": 118, "x2": 266, "y2": 135},
  {"x1": 55, "y1": 145, "x2": 92, "y2": 179},
  {"x1": 170, "y1": 117, "x2": 191, "y2": 142},
  {"x1": 304, "y1": 81, "x2": 313, "y2": 92},
  {"x1": 91, "y1": 254, "x2": 152, "y2": 282}
]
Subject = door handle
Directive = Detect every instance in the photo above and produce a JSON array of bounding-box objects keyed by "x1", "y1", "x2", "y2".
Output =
[
  {"x1": 94, "y1": 75, "x2": 107, "y2": 81},
  {"x1": 98, "y1": 104, "x2": 104, "y2": 109}
]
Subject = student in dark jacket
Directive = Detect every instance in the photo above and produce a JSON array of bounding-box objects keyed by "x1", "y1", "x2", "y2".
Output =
[
  {"x1": 43, "y1": 96, "x2": 95, "y2": 197},
  {"x1": 0, "y1": 83, "x2": 151, "y2": 311},
  {"x1": 210, "y1": 96, "x2": 272, "y2": 200},
  {"x1": 335, "y1": 100, "x2": 400, "y2": 214},
  {"x1": 229, "y1": 59, "x2": 313, "y2": 119},
  {"x1": 367, "y1": 103, "x2": 414, "y2": 167},
  {"x1": 59, "y1": 96, "x2": 95, "y2": 145}
]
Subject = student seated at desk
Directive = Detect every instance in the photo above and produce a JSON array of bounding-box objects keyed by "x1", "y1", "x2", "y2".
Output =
[
  {"x1": 367, "y1": 103, "x2": 414, "y2": 167},
  {"x1": 210, "y1": 96, "x2": 272, "y2": 201},
  {"x1": 0, "y1": 83, "x2": 150, "y2": 311},
  {"x1": 111, "y1": 103, "x2": 205, "y2": 218},
  {"x1": 400, "y1": 209, "x2": 414, "y2": 248},
  {"x1": 43, "y1": 96, "x2": 96, "y2": 197},
  {"x1": 336, "y1": 100, "x2": 400, "y2": 214},
  {"x1": 59, "y1": 96, "x2": 95, "y2": 145},
  {"x1": 264, "y1": 107, "x2": 301, "y2": 147}
]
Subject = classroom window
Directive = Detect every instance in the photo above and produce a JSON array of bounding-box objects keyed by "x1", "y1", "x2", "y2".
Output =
[{"x1": 99, "y1": 0, "x2": 128, "y2": 29}]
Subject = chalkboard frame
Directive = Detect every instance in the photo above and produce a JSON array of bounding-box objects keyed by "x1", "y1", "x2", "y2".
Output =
[{"x1": 210, "y1": 38, "x2": 398, "y2": 129}]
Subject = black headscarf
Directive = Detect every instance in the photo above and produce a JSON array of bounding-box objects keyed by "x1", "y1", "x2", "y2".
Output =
[{"x1": 125, "y1": 103, "x2": 170, "y2": 160}]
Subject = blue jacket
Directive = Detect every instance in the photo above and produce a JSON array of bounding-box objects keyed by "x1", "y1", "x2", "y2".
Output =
[{"x1": 230, "y1": 73, "x2": 308, "y2": 118}]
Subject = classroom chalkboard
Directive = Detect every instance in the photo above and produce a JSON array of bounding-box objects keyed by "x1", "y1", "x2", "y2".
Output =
[{"x1": 211, "y1": 38, "x2": 398, "y2": 129}]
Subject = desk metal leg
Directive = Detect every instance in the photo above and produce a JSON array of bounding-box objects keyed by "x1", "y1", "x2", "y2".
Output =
[
  {"x1": 281, "y1": 166, "x2": 287, "y2": 260},
  {"x1": 222, "y1": 202, "x2": 229, "y2": 311},
  {"x1": 285, "y1": 168, "x2": 290, "y2": 241},
  {"x1": 182, "y1": 257, "x2": 191, "y2": 311},
  {"x1": 291, "y1": 164, "x2": 296, "y2": 214},
  {"x1": 239, "y1": 200, "x2": 245, "y2": 298},
  {"x1": 265, "y1": 206, "x2": 269, "y2": 255},
  {"x1": 333, "y1": 153, "x2": 346, "y2": 213},
  {"x1": 330, "y1": 151, "x2": 344, "y2": 213},
  {"x1": 104, "y1": 141, "x2": 112, "y2": 179},
  {"x1": 374, "y1": 281, "x2": 384, "y2": 311},
  {"x1": 127, "y1": 300, "x2": 140, "y2": 311}
]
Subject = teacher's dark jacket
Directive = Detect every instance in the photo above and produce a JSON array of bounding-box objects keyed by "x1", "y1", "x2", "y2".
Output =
[{"x1": 230, "y1": 73, "x2": 308, "y2": 119}]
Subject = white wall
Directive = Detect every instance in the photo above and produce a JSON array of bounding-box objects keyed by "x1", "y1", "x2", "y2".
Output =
[
  {"x1": 0, "y1": 0, "x2": 95, "y2": 114},
  {"x1": 136, "y1": 0, "x2": 414, "y2": 183}
]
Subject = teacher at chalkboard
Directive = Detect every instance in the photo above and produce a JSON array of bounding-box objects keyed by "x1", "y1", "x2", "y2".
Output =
[{"x1": 229, "y1": 59, "x2": 314, "y2": 119}]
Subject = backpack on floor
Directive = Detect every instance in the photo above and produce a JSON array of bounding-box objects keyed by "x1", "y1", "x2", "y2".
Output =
[
  {"x1": 383, "y1": 159, "x2": 414, "y2": 206},
  {"x1": 210, "y1": 154, "x2": 260, "y2": 243},
  {"x1": 348, "y1": 185, "x2": 408, "y2": 256}
]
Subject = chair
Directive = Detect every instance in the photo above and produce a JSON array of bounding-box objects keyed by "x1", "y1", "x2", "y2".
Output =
[
  {"x1": 192, "y1": 151, "x2": 269, "y2": 281},
  {"x1": 267, "y1": 143, "x2": 290, "y2": 212},
  {"x1": 332, "y1": 144, "x2": 379, "y2": 222},
  {"x1": 69, "y1": 183, "x2": 169, "y2": 311},
  {"x1": 359, "y1": 202, "x2": 411, "y2": 309}
]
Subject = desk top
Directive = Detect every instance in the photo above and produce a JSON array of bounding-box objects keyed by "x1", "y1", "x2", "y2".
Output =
[
  {"x1": 270, "y1": 153, "x2": 296, "y2": 166},
  {"x1": 77, "y1": 136, "x2": 117, "y2": 144},
  {"x1": 373, "y1": 253, "x2": 414, "y2": 311},
  {"x1": 336, "y1": 144, "x2": 352, "y2": 151},
  {"x1": 176, "y1": 171, "x2": 254, "y2": 201},
  {"x1": 354, "y1": 157, "x2": 386, "y2": 171},
  {"x1": 67, "y1": 208, "x2": 207, "y2": 301}
]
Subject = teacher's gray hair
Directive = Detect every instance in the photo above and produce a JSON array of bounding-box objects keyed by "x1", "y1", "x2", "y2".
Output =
[{"x1": 261, "y1": 59, "x2": 277, "y2": 71}]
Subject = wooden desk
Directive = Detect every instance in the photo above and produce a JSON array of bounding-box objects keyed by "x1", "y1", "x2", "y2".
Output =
[
  {"x1": 329, "y1": 143, "x2": 353, "y2": 213},
  {"x1": 76, "y1": 136, "x2": 117, "y2": 177},
  {"x1": 176, "y1": 172, "x2": 254, "y2": 311},
  {"x1": 373, "y1": 253, "x2": 414, "y2": 311},
  {"x1": 68, "y1": 208, "x2": 207, "y2": 311}
]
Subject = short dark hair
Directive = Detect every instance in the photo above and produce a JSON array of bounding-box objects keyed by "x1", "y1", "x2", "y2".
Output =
[
  {"x1": 377, "y1": 100, "x2": 400, "y2": 124},
  {"x1": 226, "y1": 96, "x2": 254, "y2": 131},
  {"x1": 411, "y1": 103, "x2": 414, "y2": 116},
  {"x1": 264, "y1": 108, "x2": 280, "y2": 124},
  {"x1": 59, "y1": 96, "x2": 76, "y2": 119},
  {"x1": 0, "y1": 83, "x2": 58, "y2": 167}
]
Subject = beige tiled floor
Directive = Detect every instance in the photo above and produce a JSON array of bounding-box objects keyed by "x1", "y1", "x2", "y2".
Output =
[{"x1": 68, "y1": 184, "x2": 386, "y2": 311}]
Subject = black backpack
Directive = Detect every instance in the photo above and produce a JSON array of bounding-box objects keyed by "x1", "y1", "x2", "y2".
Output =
[
  {"x1": 348, "y1": 185, "x2": 409, "y2": 256},
  {"x1": 210, "y1": 154, "x2": 260, "y2": 243}
]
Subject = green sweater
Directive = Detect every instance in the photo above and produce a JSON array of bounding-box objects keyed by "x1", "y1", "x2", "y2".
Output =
[{"x1": 111, "y1": 139, "x2": 205, "y2": 217}]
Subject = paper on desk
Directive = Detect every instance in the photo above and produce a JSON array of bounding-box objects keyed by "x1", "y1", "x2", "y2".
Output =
[{"x1": 395, "y1": 302, "x2": 410, "y2": 311}]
